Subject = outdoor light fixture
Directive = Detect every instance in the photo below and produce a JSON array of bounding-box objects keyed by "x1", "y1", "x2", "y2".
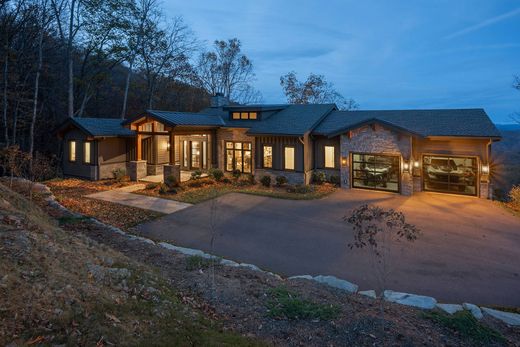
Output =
[
  {"x1": 167, "y1": 142, "x2": 171, "y2": 151},
  {"x1": 481, "y1": 164, "x2": 489, "y2": 174},
  {"x1": 341, "y1": 156, "x2": 348, "y2": 166},
  {"x1": 413, "y1": 160, "x2": 420, "y2": 168},
  {"x1": 403, "y1": 162, "x2": 410, "y2": 172}
]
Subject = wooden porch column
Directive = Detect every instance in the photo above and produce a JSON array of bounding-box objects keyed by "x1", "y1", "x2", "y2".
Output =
[
  {"x1": 169, "y1": 131, "x2": 175, "y2": 164},
  {"x1": 136, "y1": 133, "x2": 142, "y2": 160}
]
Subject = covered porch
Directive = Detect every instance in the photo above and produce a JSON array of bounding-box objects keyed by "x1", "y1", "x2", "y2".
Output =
[{"x1": 123, "y1": 112, "x2": 220, "y2": 183}]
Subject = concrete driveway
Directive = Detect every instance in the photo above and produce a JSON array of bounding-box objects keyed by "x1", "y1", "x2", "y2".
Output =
[{"x1": 133, "y1": 189, "x2": 520, "y2": 306}]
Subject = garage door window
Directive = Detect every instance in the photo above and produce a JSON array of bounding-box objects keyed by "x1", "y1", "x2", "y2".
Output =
[
  {"x1": 423, "y1": 156, "x2": 477, "y2": 196},
  {"x1": 351, "y1": 153, "x2": 400, "y2": 192}
]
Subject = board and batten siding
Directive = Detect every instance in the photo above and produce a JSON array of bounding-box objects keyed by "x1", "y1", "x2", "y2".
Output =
[{"x1": 62, "y1": 129, "x2": 97, "y2": 180}]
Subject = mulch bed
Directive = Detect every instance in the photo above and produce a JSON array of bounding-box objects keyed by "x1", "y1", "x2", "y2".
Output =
[{"x1": 44, "y1": 179, "x2": 164, "y2": 230}]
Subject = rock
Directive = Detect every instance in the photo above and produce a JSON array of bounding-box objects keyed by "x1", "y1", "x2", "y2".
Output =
[
  {"x1": 436, "y1": 303, "x2": 464, "y2": 314},
  {"x1": 289, "y1": 275, "x2": 314, "y2": 281},
  {"x1": 384, "y1": 290, "x2": 437, "y2": 309},
  {"x1": 220, "y1": 259, "x2": 239, "y2": 267},
  {"x1": 462, "y1": 303, "x2": 483, "y2": 319},
  {"x1": 239, "y1": 263, "x2": 261, "y2": 272},
  {"x1": 313, "y1": 275, "x2": 358, "y2": 293},
  {"x1": 359, "y1": 290, "x2": 377, "y2": 299},
  {"x1": 482, "y1": 307, "x2": 520, "y2": 326}
]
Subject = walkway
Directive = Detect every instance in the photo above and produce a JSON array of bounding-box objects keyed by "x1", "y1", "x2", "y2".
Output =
[{"x1": 85, "y1": 184, "x2": 191, "y2": 214}]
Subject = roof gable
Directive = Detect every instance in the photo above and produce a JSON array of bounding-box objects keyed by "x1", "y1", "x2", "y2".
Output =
[{"x1": 57, "y1": 117, "x2": 134, "y2": 137}]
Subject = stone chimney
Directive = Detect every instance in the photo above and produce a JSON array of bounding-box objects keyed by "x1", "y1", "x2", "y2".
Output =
[{"x1": 210, "y1": 92, "x2": 229, "y2": 108}]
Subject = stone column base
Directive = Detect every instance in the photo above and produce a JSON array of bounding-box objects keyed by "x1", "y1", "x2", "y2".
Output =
[
  {"x1": 163, "y1": 164, "x2": 181, "y2": 184},
  {"x1": 127, "y1": 160, "x2": 147, "y2": 181},
  {"x1": 147, "y1": 164, "x2": 164, "y2": 176},
  {"x1": 479, "y1": 181, "x2": 490, "y2": 199}
]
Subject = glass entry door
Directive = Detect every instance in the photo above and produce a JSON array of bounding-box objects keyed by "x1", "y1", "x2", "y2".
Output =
[
  {"x1": 190, "y1": 141, "x2": 201, "y2": 169},
  {"x1": 181, "y1": 139, "x2": 207, "y2": 170}
]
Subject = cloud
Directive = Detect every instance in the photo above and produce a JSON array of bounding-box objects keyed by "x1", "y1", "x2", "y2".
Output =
[{"x1": 445, "y1": 7, "x2": 520, "y2": 39}]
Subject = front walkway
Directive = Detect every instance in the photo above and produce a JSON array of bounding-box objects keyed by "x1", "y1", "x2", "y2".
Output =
[{"x1": 85, "y1": 184, "x2": 191, "y2": 214}]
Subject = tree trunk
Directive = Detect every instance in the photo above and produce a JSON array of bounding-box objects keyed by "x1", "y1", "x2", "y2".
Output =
[
  {"x1": 120, "y1": 58, "x2": 134, "y2": 119},
  {"x1": 30, "y1": 6, "x2": 46, "y2": 159},
  {"x1": 2, "y1": 52, "x2": 9, "y2": 146},
  {"x1": 67, "y1": 0, "x2": 76, "y2": 118}
]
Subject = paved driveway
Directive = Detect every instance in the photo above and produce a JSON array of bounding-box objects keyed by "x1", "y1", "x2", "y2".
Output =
[{"x1": 133, "y1": 189, "x2": 520, "y2": 306}]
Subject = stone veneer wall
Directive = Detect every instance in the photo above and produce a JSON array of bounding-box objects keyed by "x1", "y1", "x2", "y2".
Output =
[
  {"x1": 98, "y1": 162, "x2": 126, "y2": 180},
  {"x1": 340, "y1": 124, "x2": 412, "y2": 195},
  {"x1": 216, "y1": 128, "x2": 255, "y2": 172},
  {"x1": 127, "y1": 160, "x2": 147, "y2": 181},
  {"x1": 254, "y1": 168, "x2": 305, "y2": 185}
]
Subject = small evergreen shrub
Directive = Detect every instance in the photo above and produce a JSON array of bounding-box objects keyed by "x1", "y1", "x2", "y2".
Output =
[
  {"x1": 260, "y1": 175, "x2": 271, "y2": 187},
  {"x1": 191, "y1": 169, "x2": 203, "y2": 180},
  {"x1": 311, "y1": 171, "x2": 326, "y2": 185},
  {"x1": 286, "y1": 184, "x2": 314, "y2": 194},
  {"x1": 145, "y1": 182, "x2": 159, "y2": 190},
  {"x1": 112, "y1": 168, "x2": 127, "y2": 182},
  {"x1": 222, "y1": 177, "x2": 232, "y2": 184},
  {"x1": 329, "y1": 175, "x2": 341, "y2": 186},
  {"x1": 275, "y1": 175, "x2": 288, "y2": 187},
  {"x1": 165, "y1": 175, "x2": 178, "y2": 189},
  {"x1": 232, "y1": 169, "x2": 242, "y2": 179},
  {"x1": 208, "y1": 168, "x2": 224, "y2": 181}
]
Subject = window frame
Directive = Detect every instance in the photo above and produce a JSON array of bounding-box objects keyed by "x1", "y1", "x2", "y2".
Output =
[
  {"x1": 224, "y1": 141, "x2": 252, "y2": 173},
  {"x1": 83, "y1": 141, "x2": 92, "y2": 164},
  {"x1": 262, "y1": 144, "x2": 273, "y2": 169},
  {"x1": 229, "y1": 111, "x2": 259, "y2": 120},
  {"x1": 324, "y1": 145, "x2": 335, "y2": 169},
  {"x1": 68, "y1": 140, "x2": 77, "y2": 162},
  {"x1": 283, "y1": 145, "x2": 295, "y2": 171}
]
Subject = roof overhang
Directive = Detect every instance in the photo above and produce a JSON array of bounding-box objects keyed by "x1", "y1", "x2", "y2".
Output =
[
  {"x1": 55, "y1": 117, "x2": 94, "y2": 138},
  {"x1": 425, "y1": 135, "x2": 502, "y2": 141},
  {"x1": 325, "y1": 118, "x2": 424, "y2": 138}
]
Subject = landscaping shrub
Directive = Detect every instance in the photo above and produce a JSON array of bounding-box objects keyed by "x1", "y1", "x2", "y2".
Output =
[
  {"x1": 266, "y1": 287, "x2": 340, "y2": 320},
  {"x1": 186, "y1": 178, "x2": 214, "y2": 188},
  {"x1": 165, "y1": 175, "x2": 179, "y2": 189},
  {"x1": 329, "y1": 175, "x2": 341, "y2": 186},
  {"x1": 246, "y1": 173, "x2": 255, "y2": 185},
  {"x1": 222, "y1": 177, "x2": 232, "y2": 184},
  {"x1": 311, "y1": 171, "x2": 326, "y2": 185},
  {"x1": 286, "y1": 184, "x2": 314, "y2": 194},
  {"x1": 232, "y1": 169, "x2": 242, "y2": 179},
  {"x1": 275, "y1": 175, "x2": 288, "y2": 187},
  {"x1": 208, "y1": 168, "x2": 224, "y2": 181},
  {"x1": 145, "y1": 182, "x2": 159, "y2": 190},
  {"x1": 112, "y1": 168, "x2": 127, "y2": 182},
  {"x1": 190, "y1": 169, "x2": 203, "y2": 180},
  {"x1": 260, "y1": 175, "x2": 271, "y2": 187},
  {"x1": 509, "y1": 185, "x2": 520, "y2": 210}
]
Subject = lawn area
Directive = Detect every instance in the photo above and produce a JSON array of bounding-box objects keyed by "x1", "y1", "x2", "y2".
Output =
[
  {"x1": 134, "y1": 177, "x2": 337, "y2": 204},
  {"x1": 44, "y1": 178, "x2": 164, "y2": 230}
]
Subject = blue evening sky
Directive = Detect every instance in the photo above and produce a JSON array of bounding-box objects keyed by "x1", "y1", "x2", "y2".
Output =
[{"x1": 165, "y1": 0, "x2": 520, "y2": 124}]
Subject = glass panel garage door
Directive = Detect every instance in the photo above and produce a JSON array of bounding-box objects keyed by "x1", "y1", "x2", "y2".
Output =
[
  {"x1": 352, "y1": 153, "x2": 400, "y2": 192},
  {"x1": 423, "y1": 156, "x2": 477, "y2": 196}
]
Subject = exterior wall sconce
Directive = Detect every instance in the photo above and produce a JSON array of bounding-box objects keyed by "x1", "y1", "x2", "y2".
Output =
[
  {"x1": 481, "y1": 164, "x2": 489, "y2": 174},
  {"x1": 413, "y1": 160, "x2": 420, "y2": 168},
  {"x1": 403, "y1": 162, "x2": 410, "y2": 172},
  {"x1": 167, "y1": 142, "x2": 171, "y2": 151},
  {"x1": 341, "y1": 156, "x2": 348, "y2": 166}
]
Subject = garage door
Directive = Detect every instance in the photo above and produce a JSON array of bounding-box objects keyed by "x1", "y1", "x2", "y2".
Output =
[
  {"x1": 423, "y1": 156, "x2": 477, "y2": 196},
  {"x1": 351, "y1": 153, "x2": 400, "y2": 192}
]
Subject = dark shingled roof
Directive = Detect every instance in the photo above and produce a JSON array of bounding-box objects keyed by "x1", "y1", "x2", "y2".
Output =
[
  {"x1": 247, "y1": 104, "x2": 336, "y2": 136},
  {"x1": 68, "y1": 117, "x2": 134, "y2": 137},
  {"x1": 145, "y1": 110, "x2": 224, "y2": 127},
  {"x1": 313, "y1": 108, "x2": 501, "y2": 138}
]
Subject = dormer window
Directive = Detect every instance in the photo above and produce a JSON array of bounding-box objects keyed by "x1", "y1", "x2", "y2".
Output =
[{"x1": 231, "y1": 111, "x2": 258, "y2": 120}]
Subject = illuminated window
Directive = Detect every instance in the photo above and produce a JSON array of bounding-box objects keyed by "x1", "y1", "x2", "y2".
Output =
[
  {"x1": 225, "y1": 141, "x2": 252, "y2": 173},
  {"x1": 249, "y1": 112, "x2": 257, "y2": 119},
  {"x1": 230, "y1": 111, "x2": 259, "y2": 120},
  {"x1": 232, "y1": 112, "x2": 240, "y2": 119},
  {"x1": 324, "y1": 146, "x2": 335, "y2": 168},
  {"x1": 284, "y1": 146, "x2": 295, "y2": 170},
  {"x1": 263, "y1": 145, "x2": 272, "y2": 168},
  {"x1": 84, "y1": 141, "x2": 92, "y2": 164},
  {"x1": 69, "y1": 141, "x2": 76, "y2": 162},
  {"x1": 241, "y1": 112, "x2": 248, "y2": 119}
]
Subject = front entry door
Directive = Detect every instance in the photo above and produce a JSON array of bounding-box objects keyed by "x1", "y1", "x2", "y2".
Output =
[
  {"x1": 182, "y1": 139, "x2": 207, "y2": 170},
  {"x1": 190, "y1": 141, "x2": 201, "y2": 170}
]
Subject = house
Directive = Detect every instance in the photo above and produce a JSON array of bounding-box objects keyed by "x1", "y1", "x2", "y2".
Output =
[{"x1": 56, "y1": 94, "x2": 501, "y2": 198}]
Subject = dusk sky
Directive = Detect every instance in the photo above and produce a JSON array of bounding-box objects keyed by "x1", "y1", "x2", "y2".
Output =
[{"x1": 165, "y1": 1, "x2": 520, "y2": 124}]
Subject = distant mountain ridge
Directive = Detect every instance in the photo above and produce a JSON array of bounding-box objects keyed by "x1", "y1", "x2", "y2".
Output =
[{"x1": 495, "y1": 123, "x2": 520, "y2": 131}]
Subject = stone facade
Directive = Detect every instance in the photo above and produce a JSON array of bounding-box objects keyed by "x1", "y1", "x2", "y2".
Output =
[
  {"x1": 98, "y1": 162, "x2": 126, "y2": 180},
  {"x1": 479, "y1": 182, "x2": 490, "y2": 199},
  {"x1": 255, "y1": 168, "x2": 305, "y2": 185},
  {"x1": 163, "y1": 164, "x2": 181, "y2": 184},
  {"x1": 340, "y1": 124, "x2": 411, "y2": 194},
  {"x1": 127, "y1": 160, "x2": 147, "y2": 181},
  {"x1": 146, "y1": 164, "x2": 164, "y2": 176},
  {"x1": 216, "y1": 128, "x2": 255, "y2": 173}
]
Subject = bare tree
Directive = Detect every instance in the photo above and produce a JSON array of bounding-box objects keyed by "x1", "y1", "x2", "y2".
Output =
[
  {"x1": 280, "y1": 71, "x2": 358, "y2": 110},
  {"x1": 197, "y1": 38, "x2": 260, "y2": 104}
]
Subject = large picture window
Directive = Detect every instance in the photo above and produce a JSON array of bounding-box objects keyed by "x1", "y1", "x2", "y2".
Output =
[
  {"x1": 69, "y1": 141, "x2": 76, "y2": 162},
  {"x1": 351, "y1": 153, "x2": 399, "y2": 192},
  {"x1": 423, "y1": 155, "x2": 477, "y2": 196},
  {"x1": 225, "y1": 141, "x2": 252, "y2": 173},
  {"x1": 83, "y1": 141, "x2": 92, "y2": 164},
  {"x1": 263, "y1": 145, "x2": 272, "y2": 168},
  {"x1": 284, "y1": 146, "x2": 295, "y2": 170},
  {"x1": 324, "y1": 146, "x2": 335, "y2": 168}
]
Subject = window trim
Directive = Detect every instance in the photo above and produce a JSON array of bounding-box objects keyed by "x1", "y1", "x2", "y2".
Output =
[
  {"x1": 283, "y1": 145, "x2": 295, "y2": 171},
  {"x1": 262, "y1": 144, "x2": 273, "y2": 169},
  {"x1": 224, "y1": 141, "x2": 252, "y2": 173},
  {"x1": 68, "y1": 140, "x2": 77, "y2": 162},
  {"x1": 324, "y1": 145, "x2": 335, "y2": 169},
  {"x1": 83, "y1": 141, "x2": 92, "y2": 164}
]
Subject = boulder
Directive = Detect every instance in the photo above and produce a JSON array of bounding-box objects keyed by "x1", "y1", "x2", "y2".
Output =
[
  {"x1": 462, "y1": 303, "x2": 483, "y2": 319},
  {"x1": 436, "y1": 303, "x2": 464, "y2": 315},
  {"x1": 482, "y1": 307, "x2": 520, "y2": 326},
  {"x1": 384, "y1": 290, "x2": 436, "y2": 309},
  {"x1": 359, "y1": 290, "x2": 377, "y2": 299},
  {"x1": 312, "y1": 275, "x2": 358, "y2": 293},
  {"x1": 288, "y1": 275, "x2": 314, "y2": 281}
]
